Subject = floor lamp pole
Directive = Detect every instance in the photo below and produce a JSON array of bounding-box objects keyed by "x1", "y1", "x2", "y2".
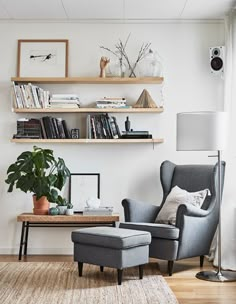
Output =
[{"x1": 196, "y1": 151, "x2": 236, "y2": 282}]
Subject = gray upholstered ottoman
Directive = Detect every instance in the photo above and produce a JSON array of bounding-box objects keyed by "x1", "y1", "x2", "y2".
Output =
[{"x1": 71, "y1": 226, "x2": 151, "y2": 285}]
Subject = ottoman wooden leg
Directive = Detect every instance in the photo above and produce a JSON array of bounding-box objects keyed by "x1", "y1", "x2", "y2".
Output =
[
  {"x1": 117, "y1": 269, "x2": 123, "y2": 285},
  {"x1": 78, "y1": 262, "x2": 83, "y2": 277},
  {"x1": 139, "y1": 265, "x2": 144, "y2": 279},
  {"x1": 100, "y1": 266, "x2": 104, "y2": 272}
]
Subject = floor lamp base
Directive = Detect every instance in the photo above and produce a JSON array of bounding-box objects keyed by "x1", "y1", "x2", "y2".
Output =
[{"x1": 196, "y1": 270, "x2": 236, "y2": 282}]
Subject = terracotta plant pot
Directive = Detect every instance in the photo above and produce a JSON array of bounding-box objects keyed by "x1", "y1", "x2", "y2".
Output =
[{"x1": 33, "y1": 195, "x2": 49, "y2": 215}]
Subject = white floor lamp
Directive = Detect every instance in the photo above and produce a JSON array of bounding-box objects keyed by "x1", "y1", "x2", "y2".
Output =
[{"x1": 176, "y1": 111, "x2": 236, "y2": 282}]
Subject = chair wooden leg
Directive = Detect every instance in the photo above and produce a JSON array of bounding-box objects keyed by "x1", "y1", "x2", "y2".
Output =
[
  {"x1": 100, "y1": 266, "x2": 104, "y2": 272},
  {"x1": 168, "y1": 260, "x2": 174, "y2": 276},
  {"x1": 117, "y1": 269, "x2": 123, "y2": 285},
  {"x1": 139, "y1": 265, "x2": 144, "y2": 279},
  {"x1": 200, "y1": 255, "x2": 204, "y2": 267},
  {"x1": 78, "y1": 262, "x2": 83, "y2": 277}
]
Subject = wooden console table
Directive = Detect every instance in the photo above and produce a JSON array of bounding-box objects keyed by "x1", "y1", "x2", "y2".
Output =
[{"x1": 17, "y1": 213, "x2": 120, "y2": 260}]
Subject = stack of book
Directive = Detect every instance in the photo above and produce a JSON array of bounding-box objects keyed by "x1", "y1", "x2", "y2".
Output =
[
  {"x1": 14, "y1": 118, "x2": 41, "y2": 139},
  {"x1": 96, "y1": 97, "x2": 130, "y2": 109},
  {"x1": 83, "y1": 206, "x2": 114, "y2": 216},
  {"x1": 49, "y1": 94, "x2": 80, "y2": 108},
  {"x1": 86, "y1": 114, "x2": 121, "y2": 139},
  {"x1": 12, "y1": 81, "x2": 50, "y2": 109},
  {"x1": 121, "y1": 131, "x2": 152, "y2": 139}
]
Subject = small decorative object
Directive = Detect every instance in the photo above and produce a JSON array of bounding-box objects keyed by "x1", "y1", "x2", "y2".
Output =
[
  {"x1": 133, "y1": 89, "x2": 158, "y2": 108},
  {"x1": 17, "y1": 39, "x2": 68, "y2": 77},
  {"x1": 5, "y1": 146, "x2": 70, "y2": 215},
  {"x1": 49, "y1": 207, "x2": 59, "y2": 216},
  {"x1": 71, "y1": 128, "x2": 80, "y2": 139},
  {"x1": 86, "y1": 197, "x2": 101, "y2": 208},
  {"x1": 139, "y1": 49, "x2": 162, "y2": 77},
  {"x1": 100, "y1": 34, "x2": 152, "y2": 78},
  {"x1": 125, "y1": 116, "x2": 131, "y2": 132},
  {"x1": 56, "y1": 196, "x2": 68, "y2": 215},
  {"x1": 66, "y1": 203, "x2": 74, "y2": 215},
  {"x1": 99, "y1": 56, "x2": 110, "y2": 78}
]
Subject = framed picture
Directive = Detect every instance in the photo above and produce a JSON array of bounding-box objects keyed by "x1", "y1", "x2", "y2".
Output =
[
  {"x1": 17, "y1": 39, "x2": 68, "y2": 77},
  {"x1": 69, "y1": 173, "x2": 100, "y2": 213}
]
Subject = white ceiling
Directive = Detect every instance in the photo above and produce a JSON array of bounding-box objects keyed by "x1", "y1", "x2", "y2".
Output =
[{"x1": 0, "y1": 0, "x2": 235, "y2": 21}]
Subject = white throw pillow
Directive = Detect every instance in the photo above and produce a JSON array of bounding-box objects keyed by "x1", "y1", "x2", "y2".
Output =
[{"x1": 155, "y1": 185, "x2": 209, "y2": 225}]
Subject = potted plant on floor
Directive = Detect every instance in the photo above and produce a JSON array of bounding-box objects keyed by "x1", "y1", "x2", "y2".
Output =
[{"x1": 5, "y1": 146, "x2": 70, "y2": 215}]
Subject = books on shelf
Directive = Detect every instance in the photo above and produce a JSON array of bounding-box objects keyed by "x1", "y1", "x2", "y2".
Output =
[
  {"x1": 95, "y1": 97, "x2": 129, "y2": 109},
  {"x1": 83, "y1": 206, "x2": 114, "y2": 216},
  {"x1": 49, "y1": 94, "x2": 80, "y2": 108},
  {"x1": 12, "y1": 81, "x2": 50, "y2": 109},
  {"x1": 121, "y1": 131, "x2": 152, "y2": 139},
  {"x1": 86, "y1": 113, "x2": 121, "y2": 139},
  {"x1": 13, "y1": 116, "x2": 71, "y2": 139}
]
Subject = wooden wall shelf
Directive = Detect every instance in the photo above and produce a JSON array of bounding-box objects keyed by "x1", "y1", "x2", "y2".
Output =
[
  {"x1": 13, "y1": 107, "x2": 164, "y2": 113},
  {"x1": 11, "y1": 138, "x2": 164, "y2": 144},
  {"x1": 11, "y1": 76, "x2": 164, "y2": 84}
]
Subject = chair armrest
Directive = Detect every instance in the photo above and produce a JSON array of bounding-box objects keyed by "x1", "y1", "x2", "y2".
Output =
[
  {"x1": 175, "y1": 203, "x2": 210, "y2": 229},
  {"x1": 122, "y1": 198, "x2": 160, "y2": 223},
  {"x1": 177, "y1": 204, "x2": 209, "y2": 218}
]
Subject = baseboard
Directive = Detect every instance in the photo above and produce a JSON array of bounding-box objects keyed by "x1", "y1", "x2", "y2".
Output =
[{"x1": 0, "y1": 248, "x2": 73, "y2": 255}]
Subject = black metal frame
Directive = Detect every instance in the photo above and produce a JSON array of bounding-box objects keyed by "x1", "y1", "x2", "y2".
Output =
[{"x1": 18, "y1": 219, "x2": 116, "y2": 260}]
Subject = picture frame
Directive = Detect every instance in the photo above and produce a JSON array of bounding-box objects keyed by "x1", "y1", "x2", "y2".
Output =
[
  {"x1": 69, "y1": 173, "x2": 100, "y2": 213},
  {"x1": 17, "y1": 39, "x2": 68, "y2": 77}
]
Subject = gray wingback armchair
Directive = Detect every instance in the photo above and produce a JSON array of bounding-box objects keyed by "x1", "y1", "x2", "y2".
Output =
[{"x1": 120, "y1": 160, "x2": 225, "y2": 276}]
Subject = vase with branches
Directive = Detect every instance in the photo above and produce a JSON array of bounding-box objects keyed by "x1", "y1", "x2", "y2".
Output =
[{"x1": 100, "y1": 34, "x2": 152, "y2": 78}]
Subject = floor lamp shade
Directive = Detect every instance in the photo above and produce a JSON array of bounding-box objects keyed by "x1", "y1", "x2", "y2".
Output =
[{"x1": 177, "y1": 111, "x2": 228, "y2": 151}]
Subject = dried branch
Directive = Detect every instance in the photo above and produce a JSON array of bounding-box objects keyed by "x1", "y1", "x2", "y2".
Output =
[{"x1": 100, "y1": 34, "x2": 152, "y2": 77}]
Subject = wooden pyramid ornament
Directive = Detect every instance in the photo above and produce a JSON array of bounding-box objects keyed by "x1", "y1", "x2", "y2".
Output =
[{"x1": 133, "y1": 89, "x2": 158, "y2": 108}]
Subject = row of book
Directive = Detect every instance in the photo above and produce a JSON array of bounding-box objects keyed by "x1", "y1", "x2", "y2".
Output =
[
  {"x1": 95, "y1": 97, "x2": 130, "y2": 109},
  {"x1": 12, "y1": 82, "x2": 50, "y2": 109},
  {"x1": 86, "y1": 114, "x2": 121, "y2": 139},
  {"x1": 86, "y1": 114, "x2": 152, "y2": 139},
  {"x1": 13, "y1": 116, "x2": 70, "y2": 139},
  {"x1": 12, "y1": 82, "x2": 81, "y2": 109}
]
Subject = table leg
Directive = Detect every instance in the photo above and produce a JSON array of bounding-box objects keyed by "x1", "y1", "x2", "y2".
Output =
[
  {"x1": 19, "y1": 221, "x2": 26, "y2": 260},
  {"x1": 24, "y1": 222, "x2": 29, "y2": 256}
]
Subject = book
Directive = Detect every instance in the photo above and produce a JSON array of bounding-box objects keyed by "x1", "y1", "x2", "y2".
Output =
[
  {"x1": 15, "y1": 118, "x2": 42, "y2": 138},
  {"x1": 83, "y1": 206, "x2": 114, "y2": 216}
]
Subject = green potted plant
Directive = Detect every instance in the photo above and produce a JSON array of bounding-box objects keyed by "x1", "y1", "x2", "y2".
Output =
[
  {"x1": 66, "y1": 202, "x2": 74, "y2": 216},
  {"x1": 56, "y1": 196, "x2": 68, "y2": 215},
  {"x1": 5, "y1": 146, "x2": 70, "y2": 215}
]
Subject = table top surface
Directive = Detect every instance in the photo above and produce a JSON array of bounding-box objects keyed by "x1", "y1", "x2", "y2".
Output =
[{"x1": 17, "y1": 213, "x2": 120, "y2": 223}]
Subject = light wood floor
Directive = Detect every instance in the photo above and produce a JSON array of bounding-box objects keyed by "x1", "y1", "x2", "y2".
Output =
[{"x1": 1, "y1": 255, "x2": 236, "y2": 304}]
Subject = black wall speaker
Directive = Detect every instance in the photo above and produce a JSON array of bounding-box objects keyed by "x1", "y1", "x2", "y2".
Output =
[{"x1": 209, "y1": 46, "x2": 225, "y2": 75}]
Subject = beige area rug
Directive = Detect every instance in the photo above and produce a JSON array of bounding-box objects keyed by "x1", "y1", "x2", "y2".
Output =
[{"x1": 0, "y1": 262, "x2": 179, "y2": 304}]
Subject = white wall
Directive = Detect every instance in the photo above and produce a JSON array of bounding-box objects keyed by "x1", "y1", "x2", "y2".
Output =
[{"x1": 0, "y1": 21, "x2": 224, "y2": 254}]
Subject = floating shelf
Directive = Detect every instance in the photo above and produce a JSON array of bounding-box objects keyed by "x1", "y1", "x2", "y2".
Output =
[
  {"x1": 11, "y1": 138, "x2": 164, "y2": 144},
  {"x1": 13, "y1": 107, "x2": 164, "y2": 113},
  {"x1": 11, "y1": 76, "x2": 164, "y2": 84}
]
